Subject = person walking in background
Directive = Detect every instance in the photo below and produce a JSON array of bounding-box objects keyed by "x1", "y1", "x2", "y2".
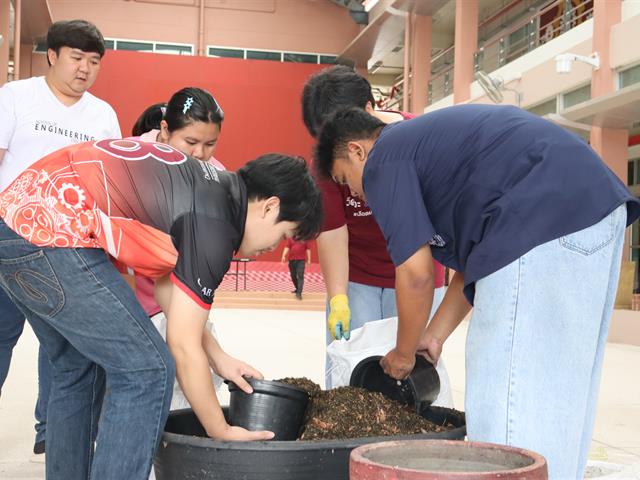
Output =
[
  {"x1": 0, "y1": 19, "x2": 121, "y2": 459},
  {"x1": 281, "y1": 238, "x2": 311, "y2": 300}
]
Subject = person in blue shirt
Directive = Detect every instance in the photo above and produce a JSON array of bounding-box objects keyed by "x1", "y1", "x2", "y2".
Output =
[{"x1": 314, "y1": 104, "x2": 640, "y2": 479}]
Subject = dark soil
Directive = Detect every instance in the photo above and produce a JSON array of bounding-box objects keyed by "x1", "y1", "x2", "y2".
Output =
[{"x1": 276, "y1": 377, "x2": 457, "y2": 441}]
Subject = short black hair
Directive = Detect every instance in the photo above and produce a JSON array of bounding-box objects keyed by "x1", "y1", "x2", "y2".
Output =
[
  {"x1": 47, "y1": 20, "x2": 105, "y2": 62},
  {"x1": 238, "y1": 154, "x2": 322, "y2": 241},
  {"x1": 131, "y1": 102, "x2": 167, "y2": 136},
  {"x1": 164, "y1": 87, "x2": 224, "y2": 133},
  {"x1": 301, "y1": 65, "x2": 376, "y2": 138},
  {"x1": 314, "y1": 107, "x2": 385, "y2": 179}
]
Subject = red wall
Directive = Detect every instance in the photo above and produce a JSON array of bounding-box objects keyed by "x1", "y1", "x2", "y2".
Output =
[{"x1": 90, "y1": 50, "x2": 323, "y2": 262}]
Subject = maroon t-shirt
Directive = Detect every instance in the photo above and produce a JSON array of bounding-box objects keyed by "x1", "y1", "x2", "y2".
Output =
[
  {"x1": 319, "y1": 110, "x2": 445, "y2": 289},
  {"x1": 286, "y1": 238, "x2": 308, "y2": 261}
]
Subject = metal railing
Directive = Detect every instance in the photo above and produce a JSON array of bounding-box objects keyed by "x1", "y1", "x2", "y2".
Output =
[
  {"x1": 474, "y1": 0, "x2": 593, "y2": 74},
  {"x1": 376, "y1": 74, "x2": 404, "y2": 110},
  {"x1": 377, "y1": 0, "x2": 593, "y2": 108},
  {"x1": 428, "y1": 45, "x2": 455, "y2": 105}
]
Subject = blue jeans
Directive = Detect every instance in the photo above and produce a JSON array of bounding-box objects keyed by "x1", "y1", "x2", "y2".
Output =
[
  {"x1": 34, "y1": 345, "x2": 53, "y2": 443},
  {"x1": 0, "y1": 219, "x2": 175, "y2": 480},
  {"x1": 0, "y1": 287, "x2": 24, "y2": 391},
  {"x1": 466, "y1": 205, "x2": 627, "y2": 479},
  {"x1": 0, "y1": 287, "x2": 52, "y2": 444}
]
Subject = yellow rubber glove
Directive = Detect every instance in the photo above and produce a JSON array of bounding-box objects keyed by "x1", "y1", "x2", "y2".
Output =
[{"x1": 328, "y1": 294, "x2": 351, "y2": 340}]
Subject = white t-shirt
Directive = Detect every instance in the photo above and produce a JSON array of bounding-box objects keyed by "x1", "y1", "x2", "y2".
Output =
[{"x1": 0, "y1": 76, "x2": 121, "y2": 191}]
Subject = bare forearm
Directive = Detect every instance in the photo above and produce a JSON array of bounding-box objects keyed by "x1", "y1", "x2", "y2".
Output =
[
  {"x1": 395, "y1": 247, "x2": 435, "y2": 357},
  {"x1": 317, "y1": 226, "x2": 349, "y2": 297},
  {"x1": 172, "y1": 346, "x2": 226, "y2": 436},
  {"x1": 202, "y1": 328, "x2": 225, "y2": 369},
  {"x1": 154, "y1": 274, "x2": 172, "y2": 313},
  {"x1": 425, "y1": 272, "x2": 471, "y2": 342},
  {"x1": 121, "y1": 273, "x2": 136, "y2": 291}
]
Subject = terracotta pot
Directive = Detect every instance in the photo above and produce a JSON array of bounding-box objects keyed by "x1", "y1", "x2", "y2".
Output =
[{"x1": 350, "y1": 439, "x2": 547, "y2": 480}]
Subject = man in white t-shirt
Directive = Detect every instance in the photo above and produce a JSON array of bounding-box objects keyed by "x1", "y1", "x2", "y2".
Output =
[{"x1": 0, "y1": 19, "x2": 121, "y2": 460}]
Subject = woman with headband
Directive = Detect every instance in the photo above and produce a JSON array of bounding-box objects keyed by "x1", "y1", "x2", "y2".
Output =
[{"x1": 131, "y1": 88, "x2": 227, "y2": 409}]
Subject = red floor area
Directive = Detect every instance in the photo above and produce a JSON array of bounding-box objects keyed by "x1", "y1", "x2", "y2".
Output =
[{"x1": 218, "y1": 261, "x2": 326, "y2": 293}]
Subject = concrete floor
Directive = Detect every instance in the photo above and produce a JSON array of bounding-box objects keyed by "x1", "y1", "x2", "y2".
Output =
[{"x1": 1, "y1": 309, "x2": 639, "y2": 479}]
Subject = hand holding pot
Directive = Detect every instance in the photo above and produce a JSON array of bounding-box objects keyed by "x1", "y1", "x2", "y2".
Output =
[
  {"x1": 215, "y1": 424, "x2": 275, "y2": 442},
  {"x1": 380, "y1": 348, "x2": 415, "y2": 380},
  {"x1": 416, "y1": 331, "x2": 443, "y2": 365},
  {"x1": 213, "y1": 353, "x2": 263, "y2": 394}
]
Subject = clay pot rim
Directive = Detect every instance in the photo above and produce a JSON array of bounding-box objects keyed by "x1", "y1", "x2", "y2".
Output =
[{"x1": 350, "y1": 439, "x2": 547, "y2": 477}]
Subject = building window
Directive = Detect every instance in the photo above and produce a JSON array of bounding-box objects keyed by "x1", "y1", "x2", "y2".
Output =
[
  {"x1": 155, "y1": 43, "x2": 192, "y2": 55},
  {"x1": 628, "y1": 158, "x2": 640, "y2": 186},
  {"x1": 283, "y1": 52, "x2": 318, "y2": 64},
  {"x1": 319, "y1": 55, "x2": 338, "y2": 64},
  {"x1": 620, "y1": 64, "x2": 640, "y2": 89},
  {"x1": 526, "y1": 98, "x2": 557, "y2": 116},
  {"x1": 33, "y1": 40, "x2": 47, "y2": 53},
  {"x1": 246, "y1": 50, "x2": 282, "y2": 61},
  {"x1": 562, "y1": 83, "x2": 591, "y2": 109},
  {"x1": 208, "y1": 47, "x2": 244, "y2": 59},
  {"x1": 104, "y1": 39, "x2": 115, "y2": 50},
  {"x1": 116, "y1": 40, "x2": 154, "y2": 52}
]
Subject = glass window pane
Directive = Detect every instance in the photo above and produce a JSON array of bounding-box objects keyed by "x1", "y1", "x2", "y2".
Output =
[
  {"x1": 208, "y1": 47, "x2": 244, "y2": 59},
  {"x1": 620, "y1": 64, "x2": 640, "y2": 89},
  {"x1": 526, "y1": 98, "x2": 557, "y2": 116},
  {"x1": 246, "y1": 50, "x2": 281, "y2": 61},
  {"x1": 628, "y1": 160, "x2": 635, "y2": 186},
  {"x1": 563, "y1": 84, "x2": 591, "y2": 109},
  {"x1": 283, "y1": 52, "x2": 317, "y2": 64},
  {"x1": 33, "y1": 40, "x2": 47, "y2": 53},
  {"x1": 116, "y1": 41, "x2": 153, "y2": 52},
  {"x1": 319, "y1": 55, "x2": 338, "y2": 64},
  {"x1": 155, "y1": 44, "x2": 192, "y2": 55},
  {"x1": 104, "y1": 39, "x2": 115, "y2": 50}
]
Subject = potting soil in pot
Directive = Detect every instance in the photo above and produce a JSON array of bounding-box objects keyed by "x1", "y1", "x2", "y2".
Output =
[{"x1": 276, "y1": 377, "x2": 459, "y2": 440}]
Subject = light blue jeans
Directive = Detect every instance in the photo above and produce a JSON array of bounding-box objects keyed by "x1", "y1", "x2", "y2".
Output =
[
  {"x1": 466, "y1": 204, "x2": 627, "y2": 479},
  {"x1": 0, "y1": 219, "x2": 175, "y2": 479}
]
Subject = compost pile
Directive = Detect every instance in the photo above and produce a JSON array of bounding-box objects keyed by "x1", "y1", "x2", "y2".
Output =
[{"x1": 276, "y1": 377, "x2": 455, "y2": 441}]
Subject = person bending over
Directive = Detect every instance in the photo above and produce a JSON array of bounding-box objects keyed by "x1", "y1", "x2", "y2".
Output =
[
  {"x1": 0, "y1": 139, "x2": 321, "y2": 480},
  {"x1": 314, "y1": 104, "x2": 639, "y2": 479}
]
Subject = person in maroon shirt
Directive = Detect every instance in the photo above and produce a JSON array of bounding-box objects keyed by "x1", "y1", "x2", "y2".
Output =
[
  {"x1": 302, "y1": 66, "x2": 448, "y2": 392},
  {"x1": 281, "y1": 238, "x2": 311, "y2": 299}
]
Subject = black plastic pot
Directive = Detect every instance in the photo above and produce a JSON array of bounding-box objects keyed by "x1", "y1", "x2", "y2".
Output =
[
  {"x1": 227, "y1": 378, "x2": 309, "y2": 440},
  {"x1": 154, "y1": 406, "x2": 466, "y2": 480},
  {"x1": 350, "y1": 355, "x2": 440, "y2": 412}
]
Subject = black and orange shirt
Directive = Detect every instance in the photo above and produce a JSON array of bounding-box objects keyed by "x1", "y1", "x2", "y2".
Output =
[{"x1": 0, "y1": 139, "x2": 247, "y2": 309}]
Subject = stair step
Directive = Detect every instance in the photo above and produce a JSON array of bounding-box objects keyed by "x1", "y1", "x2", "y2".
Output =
[{"x1": 212, "y1": 291, "x2": 326, "y2": 311}]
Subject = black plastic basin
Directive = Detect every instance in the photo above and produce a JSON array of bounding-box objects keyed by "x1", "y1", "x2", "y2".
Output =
[{"x1": 154, "y1": 406, "x2": 466, "y2": 480}]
